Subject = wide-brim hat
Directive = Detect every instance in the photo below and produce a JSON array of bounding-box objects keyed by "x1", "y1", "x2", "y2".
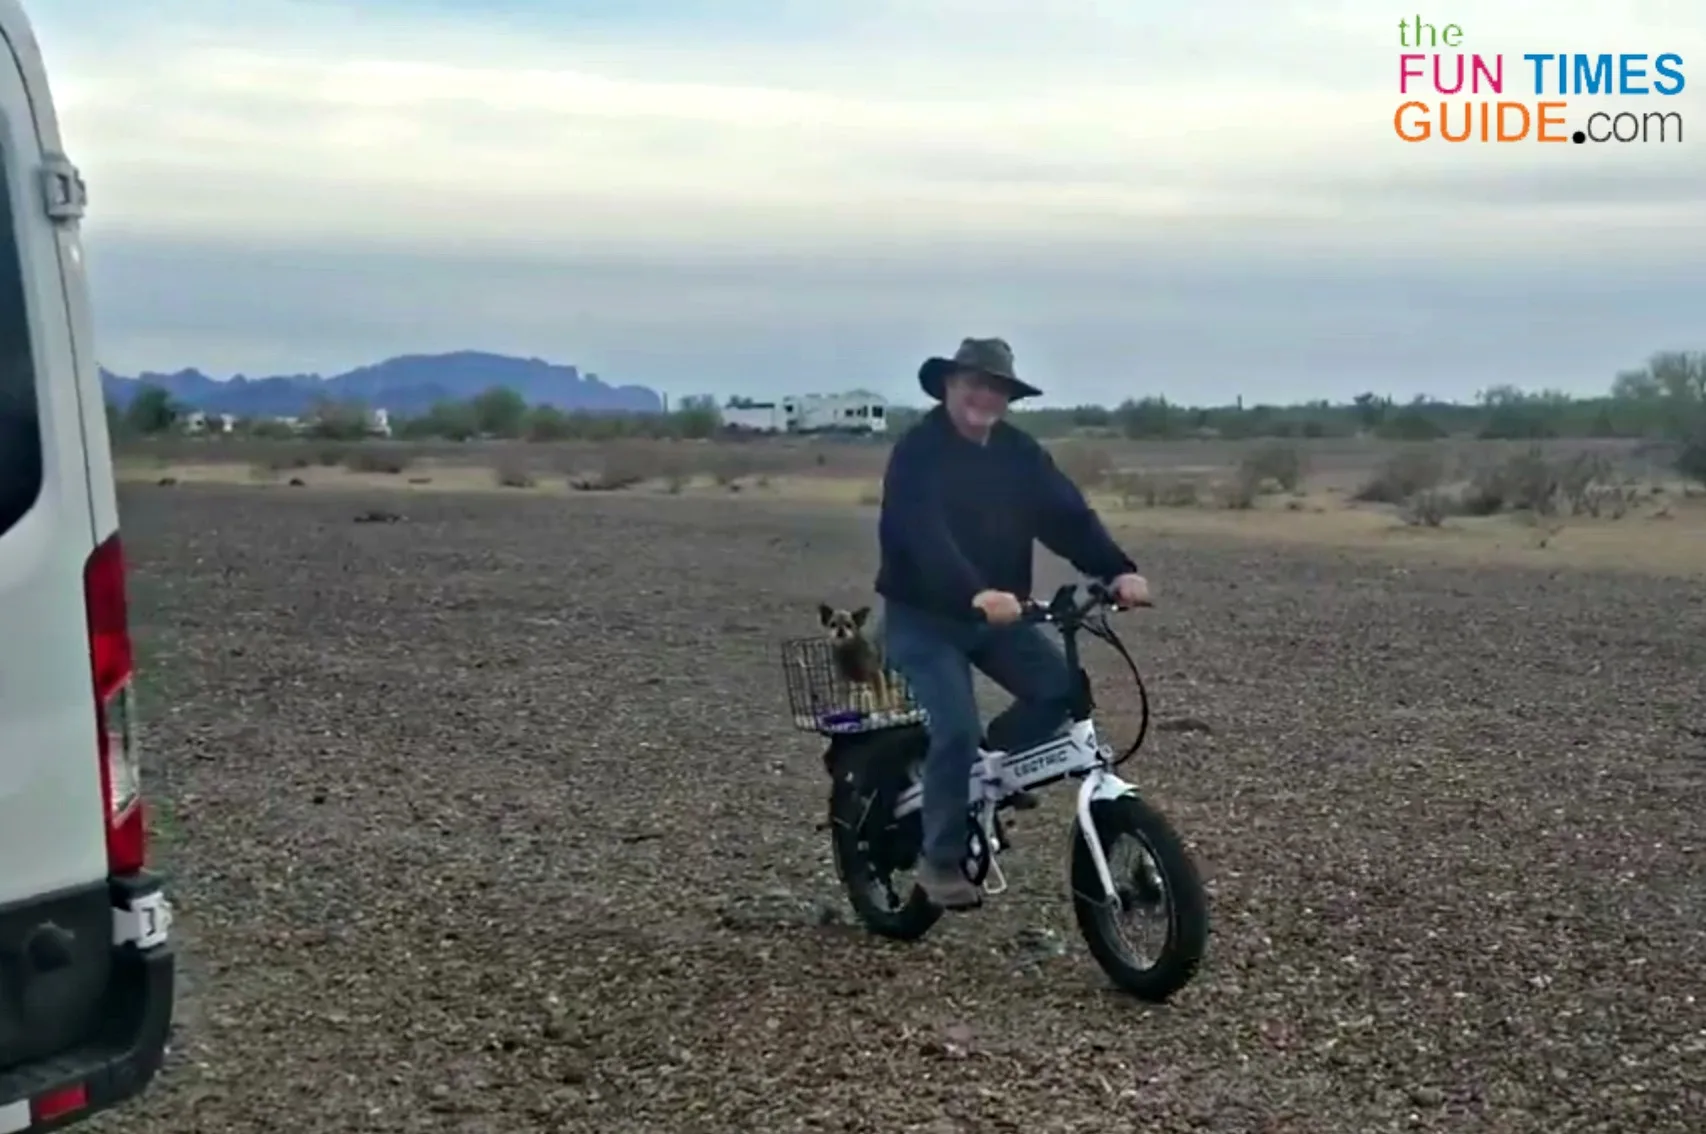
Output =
[{"x1": 918, "y1": 337, "x2": 1043, "y2": 402}]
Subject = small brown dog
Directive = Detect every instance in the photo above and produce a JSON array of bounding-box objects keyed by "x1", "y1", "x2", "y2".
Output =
[{"x1": 818, "y1": 604, "x2": 900, "y2": 713}]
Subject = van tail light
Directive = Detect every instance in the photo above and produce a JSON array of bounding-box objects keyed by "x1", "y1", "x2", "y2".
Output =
[{"x1": 84, "y1": 533, "x2": 145, "y2": 875}]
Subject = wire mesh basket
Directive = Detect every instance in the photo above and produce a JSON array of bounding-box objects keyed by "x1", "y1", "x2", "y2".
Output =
[{"x1": 780, "y1": 637, "x2": 927, "y2": 735}]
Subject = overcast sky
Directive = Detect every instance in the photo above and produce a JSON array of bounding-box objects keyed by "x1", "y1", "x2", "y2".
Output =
[{"x1": 28, "y1": 0, "x2": 1706, "y2": 406}]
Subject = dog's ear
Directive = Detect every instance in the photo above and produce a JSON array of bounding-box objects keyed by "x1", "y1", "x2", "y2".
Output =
[
  {"x1": 818, "y1": 603, "x2": 834, "y2": 626},
  {"x1": 852, "y1": 606, "x2": 871, "y2": 628}
]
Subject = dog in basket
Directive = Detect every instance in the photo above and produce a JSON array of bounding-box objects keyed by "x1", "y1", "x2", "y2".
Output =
[{"x1": 817, "y1": 604, "x2": 905, "y2": 716}]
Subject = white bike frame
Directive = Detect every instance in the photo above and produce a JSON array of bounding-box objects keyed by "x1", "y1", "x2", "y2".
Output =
[{"x1": 892, "y1": 716, "x2": 1136, "y2": 903}]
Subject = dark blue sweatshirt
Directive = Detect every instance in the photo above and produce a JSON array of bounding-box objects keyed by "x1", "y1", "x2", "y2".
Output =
[{"x1": 875, "y1": 407, "x2": 1137, "y2": 620}]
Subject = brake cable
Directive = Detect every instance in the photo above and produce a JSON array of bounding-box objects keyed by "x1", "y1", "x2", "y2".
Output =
[{"x1": 1081, "y1": 606, "x2": 1150, "y2": 767}]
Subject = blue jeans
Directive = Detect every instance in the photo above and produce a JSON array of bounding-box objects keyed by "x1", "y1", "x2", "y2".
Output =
[{"x1": 882, "y1": 600, "x2": 1076, "y2": 869}]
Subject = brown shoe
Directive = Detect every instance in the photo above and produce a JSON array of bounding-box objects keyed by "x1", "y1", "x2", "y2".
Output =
[{"x1": 917, "y1": 861, "x2": 982, "y2": 910}]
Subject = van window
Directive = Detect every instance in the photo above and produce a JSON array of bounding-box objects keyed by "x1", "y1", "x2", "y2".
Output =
[{"x1": 0, "y1": 144, "x2": 41, "y2": 535}]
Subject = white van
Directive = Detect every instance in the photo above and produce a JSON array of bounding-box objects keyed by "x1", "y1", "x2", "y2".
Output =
[{"x1": 0, "y1": 1, "x2": 175, "y2": 1128}]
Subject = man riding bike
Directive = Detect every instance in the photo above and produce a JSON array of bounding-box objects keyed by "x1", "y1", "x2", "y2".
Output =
[{"x1": 875, "y1": 337, "x2": 1150, "y2": 910}]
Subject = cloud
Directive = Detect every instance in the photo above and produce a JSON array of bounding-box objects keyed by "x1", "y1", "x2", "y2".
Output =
[{"x1": 22, "y1": 0, "x2": 1706, "y2": 401}]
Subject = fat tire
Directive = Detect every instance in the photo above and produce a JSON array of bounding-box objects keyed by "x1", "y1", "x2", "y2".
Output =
[
  {"x1": 1070, "y1": 794, "x2": 1208, "y2": 1002},
  {"x1": 829, "y1": 783, "x2": 940, "y2": 942}
]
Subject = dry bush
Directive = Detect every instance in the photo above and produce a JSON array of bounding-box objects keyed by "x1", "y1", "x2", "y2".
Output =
[
  {"x1": 1463, "y1": 447, "x2": 1559, "y2": 516},
  {"x1": 1402, "y1": 489, "x2": 1451, "y2": 527},
  {"x1": 1557, "y1": 452, "x2": 1608, "y2": 512},
  {"x1": 1552, "y1": 453, "x2": 1640, "y2": 518},
  {"x1": 569, "y1": 442, "x2": 656, "y2": 491},
  {"x1": 1354, "y1": 447, "x2": 1447, "y2": 504},
  {"x1": 1678, "y1": 429, "x2": 1706, "y2": 487},
  {"x1": 704, "y1": 449, "x2": 757, "y2": 489},
  {"x1": 1239, "y1": 442, "x2": 1307, "y2": 493},
  {"x1": 1579, "y1": 485, "x2": 1631, "y2": 518},
  {"x1": 1221, "y1": 465, "x2": 1263, "y2": 510},
  {"x1": 344, "y1": 446, "x2": 411, "y2": 475},
  {"x1": 492, "y1": 462, "x2": 536, "y2": 488},
  {"x1": 1048, "y1": 442, "x2": 1115, "y2": 490},
  {"x1": 1576, "y1": 483, "x2": 1641, "y2": 519},
  {"x1": 1114, "y1": 471, "x2": 1202, "y2": 509},
  {"x1": 641, "y1": 447, "x2": 693, "y2": 494}
]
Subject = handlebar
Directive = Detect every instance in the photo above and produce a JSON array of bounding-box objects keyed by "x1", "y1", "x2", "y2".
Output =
[
  {"x1": 1019, "y1": 581, "x2": 1146, "y2": 628},
  {"x1": 1017, "y1": 580, "x2": 1153, "y2": 766}
]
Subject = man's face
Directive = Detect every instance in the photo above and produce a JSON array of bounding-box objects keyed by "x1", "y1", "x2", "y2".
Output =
[{"x1": 944, "y1": 370, "x2": 1011, "y2": 435}]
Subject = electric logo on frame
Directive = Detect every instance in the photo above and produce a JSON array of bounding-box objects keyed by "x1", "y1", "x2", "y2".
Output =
[{"x1": 1394, "y1": 15, "x2": 1685, "y2": 144}]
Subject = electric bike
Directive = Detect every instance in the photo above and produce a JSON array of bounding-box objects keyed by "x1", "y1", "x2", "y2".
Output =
[{"x1": 782, "y1": 582, "x2": 1208, "y2": 1002}]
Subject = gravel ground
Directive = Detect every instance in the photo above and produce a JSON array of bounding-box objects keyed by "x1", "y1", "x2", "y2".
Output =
[{"x1": 93, "y1": 484, "x2": 1706, "y2": 1133}]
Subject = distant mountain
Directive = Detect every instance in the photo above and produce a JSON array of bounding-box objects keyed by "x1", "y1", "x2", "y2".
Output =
[{"x1": 99, "y1": 351, "x2": 664, "y2": 416}]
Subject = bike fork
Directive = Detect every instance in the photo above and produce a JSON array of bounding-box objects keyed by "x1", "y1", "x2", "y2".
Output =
[
  {"x1": 977, "y1": 800, "x2": 1009, "y2": 895},
  {"x1": 1075, "y1": 770, "x2": 1122, "y2": 907}
]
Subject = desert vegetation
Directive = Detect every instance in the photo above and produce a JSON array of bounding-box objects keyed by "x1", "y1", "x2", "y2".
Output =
[{"x1": 115, "y1": 351, "x2": 1706, "y2": 515}]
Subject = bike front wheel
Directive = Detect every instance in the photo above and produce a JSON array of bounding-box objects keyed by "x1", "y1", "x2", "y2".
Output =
[{"x1": 1069, "y1": 794, "x2": 1208, "y2": 1002}]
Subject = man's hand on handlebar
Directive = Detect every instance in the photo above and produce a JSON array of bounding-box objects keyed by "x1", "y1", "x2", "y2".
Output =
[
  {"x1": 1108, "y1": 572, "x2": 1152, "y2": 610},
  {"x1": 971, "y1": 589, "x2": 1025, "y2": 625},
  {"x1": 974, "y1": 577, "x2": 1151, "y2": 625}
]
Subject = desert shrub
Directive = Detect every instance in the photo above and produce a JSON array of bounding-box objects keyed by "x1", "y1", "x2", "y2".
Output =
[
  {"x1": 1555, "y1": 452, "x2": 1610, "y2": 513},
  {"x1": 1466, "y1": 447, "x2": 1559, "y2": 515},
  {"x1": 1048, "y1": 442, "x2": 1114, "y2": 490},
  {"x1": 1110, "y1": 471, "x2": 1144, "y2": 508},
  {"x1": 492, "y1": 461, "x2": 536, "y2": 488},
  {"x1": 1677, "y1": 425, "x2": 1706, "y2": 487},
  {"x1": 642, "y1": 447, "x2": 692, "y2": 493},
  {"x1": 1156, "y1": 476, "x2": 1203, "y2": 507},
  {"x1": 1402, "y1": 489, "x2": 1451, "y2": 527},
  {"x1": 1114, "y1": 472, "x2": 1204, "y2": 509},
  {"x1": 569, "y1": 442, "x2": 654, "y2": 491},
  {"x1": 1221, "y1": 464, "x2": 1262, "y2": 510},
  {"x1": 1578, "y1": 483, "x2": 1640, "y2": 518},
  {"x1": 344, "y1": 446, "x2": 410, "y2": 474},
  {"x1": 1454, "y1": 478, "x2": 1503, "y2": 516},
  {"x1": 704, "y1": 449, "x2": 756, "y2": 488},
  {"x1": 1548, "y1": 452, "x2": 1638, "y2": 517},
  {"x1": 1239, "y1": 442, "x2": 1306, "y2": 493},
  {"x1": 249, "y1": 419, "x2": 296, "y2": 441},
  {"x1": 1354, "y1": 447, "x2": 1446, "y2": 504}
]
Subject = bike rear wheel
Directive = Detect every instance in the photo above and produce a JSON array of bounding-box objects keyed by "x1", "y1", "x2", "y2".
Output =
[
  {"x1": 828, "y1": 774, "x2": 941, "y2": 941},
  {"x1": 1070, "y1": 794, "x2": 1207, "y2": 1002}
]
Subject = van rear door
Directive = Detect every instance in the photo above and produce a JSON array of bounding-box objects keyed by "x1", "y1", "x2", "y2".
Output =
[
  {"x1": 0, "y1": 49, "x2": 108, "y2": 908},
  {"x1": 0, "y1": 1, "x2": 124, "y2": 1078}
]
